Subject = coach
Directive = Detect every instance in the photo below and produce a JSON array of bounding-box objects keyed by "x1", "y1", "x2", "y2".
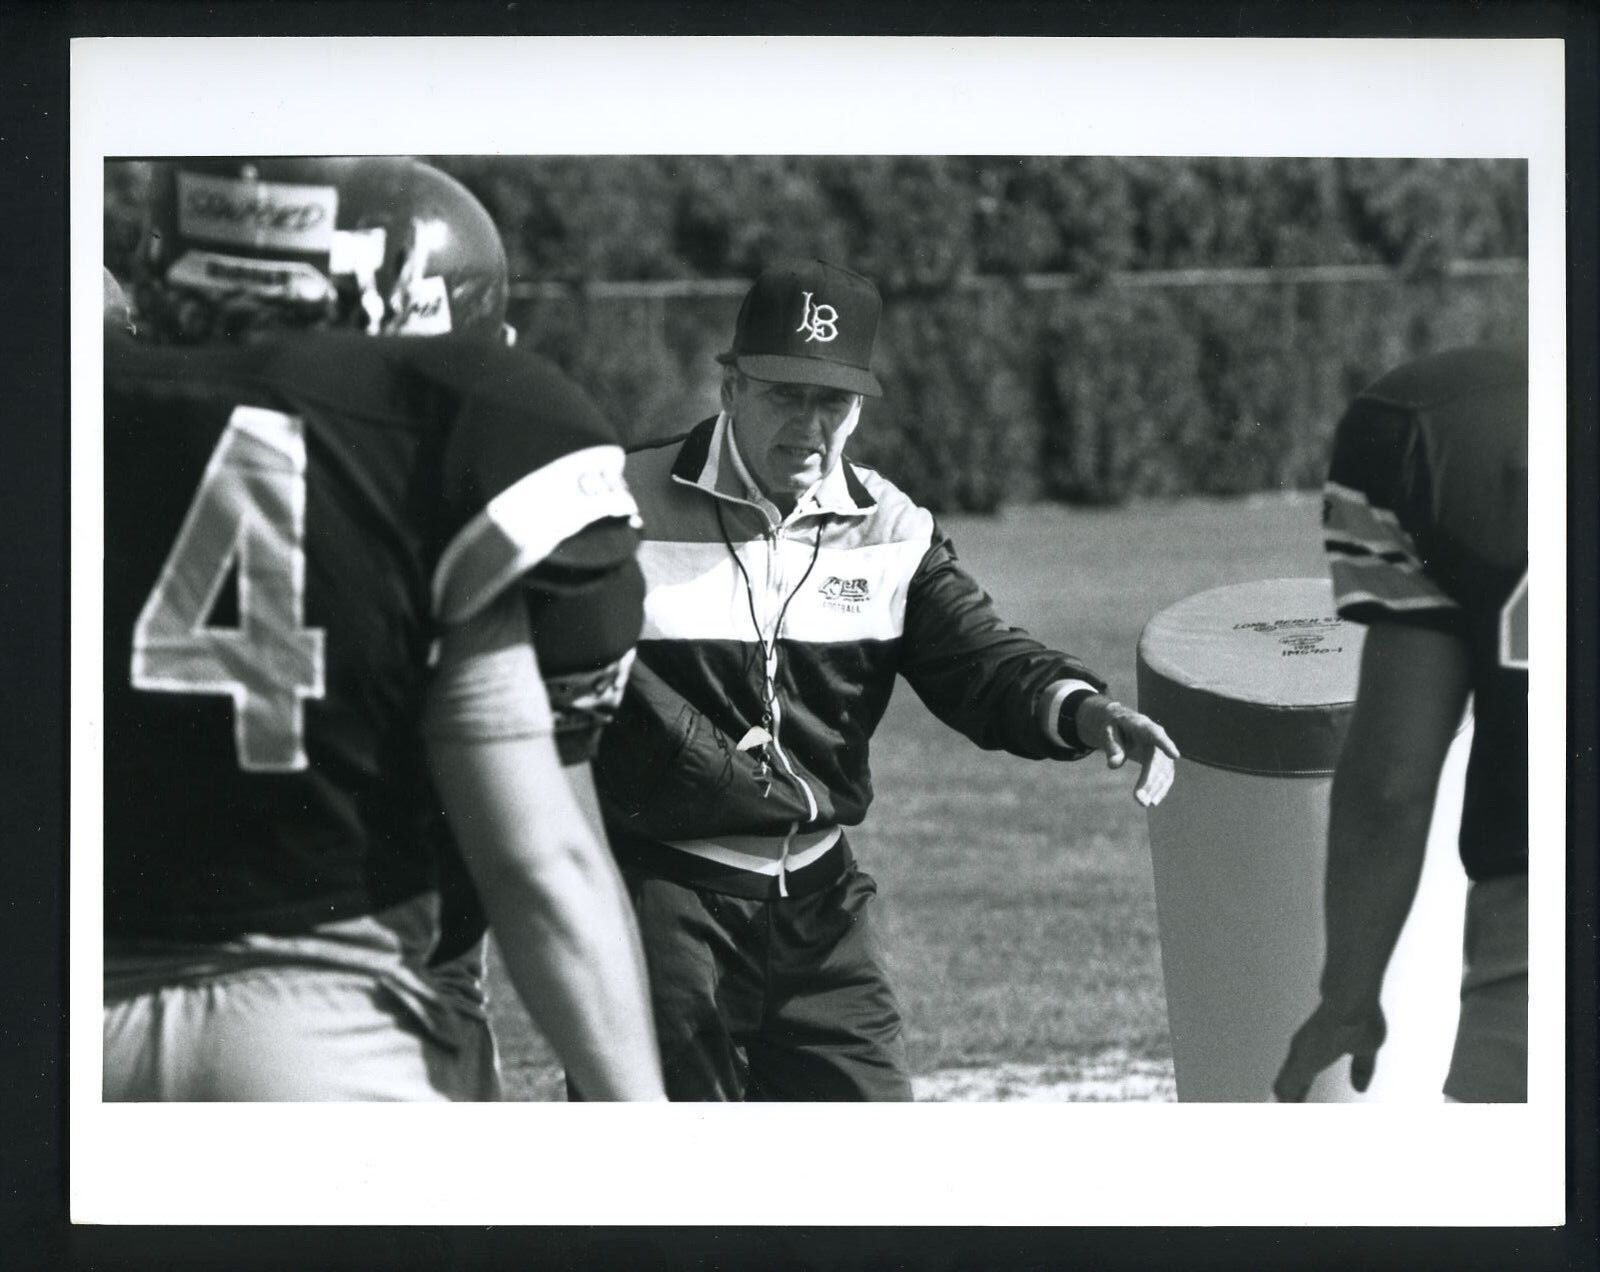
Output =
[{"x1": 588, "y1": 259, "x2": 1178, "y2": 1101}]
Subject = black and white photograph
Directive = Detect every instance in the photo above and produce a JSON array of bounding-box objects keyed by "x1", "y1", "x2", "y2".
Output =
[{"x1": 69, "y1": 36, "x2": 1568, "y2": 1228}]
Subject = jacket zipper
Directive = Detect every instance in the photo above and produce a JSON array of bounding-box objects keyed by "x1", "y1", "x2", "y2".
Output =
[
  {"x1": 760, "y1": 523, "x2": 820, "y2": 819},
  {"x1": 761, "y1": 526, "x2": 818, "y2": 898},
  {"x1": 726, "y1": 502, "x2": 823, "y2": 896},
  {"x1": 678, "y1": 447, "x2": 829, "y2": 896}
]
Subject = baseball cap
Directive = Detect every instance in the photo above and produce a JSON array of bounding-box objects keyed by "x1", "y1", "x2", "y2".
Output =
[{"x1": 718, "y1": 258, "x2": 883, "y2": 397}]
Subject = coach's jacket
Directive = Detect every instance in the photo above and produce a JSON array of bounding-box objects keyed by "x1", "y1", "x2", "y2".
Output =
[{"x1": 592, "y1": 412, "x2": 1107, "y2": 899}]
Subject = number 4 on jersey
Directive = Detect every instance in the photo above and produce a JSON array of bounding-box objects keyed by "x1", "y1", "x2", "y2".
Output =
[
  {"x1": 1499, "y1": 571, "x2": 1528, "y2": 671},
  {"x1": 131, "y1": 406, "x2": 326, "y2": 771}
]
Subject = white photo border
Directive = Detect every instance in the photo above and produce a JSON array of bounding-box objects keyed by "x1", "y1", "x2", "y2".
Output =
[{"x1": 70, "y1": 36, "x2": 1566, "y2": 1226}]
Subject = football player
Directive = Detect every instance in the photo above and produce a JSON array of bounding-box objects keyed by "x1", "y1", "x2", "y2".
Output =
[
  {"x1": 102, "y1": 157, "x2": 663, "y2": 1100},
  {"x1": 1275, "y1": 344, "x2": 1528, "y2": 1102}
]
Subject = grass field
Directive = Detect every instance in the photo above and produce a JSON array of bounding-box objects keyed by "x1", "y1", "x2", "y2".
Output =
[{"x1": 489, "y1": 491, "x2": 1328, "y2": 1100}]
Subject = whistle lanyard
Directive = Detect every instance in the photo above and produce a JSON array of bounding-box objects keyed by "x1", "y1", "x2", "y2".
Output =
[{"x1": 713, "y1": 500, "x2": 824, "y2": 798}]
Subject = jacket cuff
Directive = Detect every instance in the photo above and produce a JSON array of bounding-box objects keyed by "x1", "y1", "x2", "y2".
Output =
[{"x1": 1041, "y1": 679, "x2": 1102, "y2": 754}]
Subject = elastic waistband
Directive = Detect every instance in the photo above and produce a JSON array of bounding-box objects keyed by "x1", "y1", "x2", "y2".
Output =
[
  {"x1": 606, "y1": 828, "x2": 852, "y2": 900},
  {"x1": 665, "y1": 826, "x2": 842, "y2": 872}
]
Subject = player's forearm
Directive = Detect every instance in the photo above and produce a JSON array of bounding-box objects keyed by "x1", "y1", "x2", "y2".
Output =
[
  {"x1": 1313, "y1": 622, "x2": 1470, "y2": 1016},
  {"x1": 1316, "y1": 763, "x2": 1432, "y2": 1011},
  {"x1": 480, "y1": 840, "x2": 664, "y2": 1101},
  {"x1": 427, "y1": 728, "x2": 665, "y2": 1101}
]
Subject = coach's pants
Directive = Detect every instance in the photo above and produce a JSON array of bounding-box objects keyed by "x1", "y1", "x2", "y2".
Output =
[
  {"x1": 104, "y1": 965, "x2": 500, "y2": 1101},
  {"x1": 576, "y1": 859, "x2": 913, "y2": 1101}
]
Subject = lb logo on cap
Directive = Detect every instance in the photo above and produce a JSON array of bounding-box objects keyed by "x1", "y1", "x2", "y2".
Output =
[{"x1": 796, "y1": 292, "x2": 840, "y2": 343}]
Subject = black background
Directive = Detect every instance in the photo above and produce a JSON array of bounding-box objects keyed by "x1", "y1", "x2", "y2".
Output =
[{"x1": 4, "y1": 2, "x2": 1595, "y2": 1267}]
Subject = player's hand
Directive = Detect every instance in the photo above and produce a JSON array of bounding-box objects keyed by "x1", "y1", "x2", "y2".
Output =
[
  {"x1": 1074, "y1": 695, "x2": 1180, "y2": 807},
  {"x1": 1273, "y1": 999, "x2": 1387, "y2": 1102}
]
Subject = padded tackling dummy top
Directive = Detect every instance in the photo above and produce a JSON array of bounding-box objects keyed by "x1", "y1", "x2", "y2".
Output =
[{"x1": 1135, "y1": 577, "x2": 1363, "y2": 776}]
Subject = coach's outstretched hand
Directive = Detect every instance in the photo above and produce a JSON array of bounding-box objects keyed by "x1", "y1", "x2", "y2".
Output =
[
  {"x1": 1074, "y1": 694, "x2": 1180, "y2": 808},
  {"x1": 1273, "y1": 999, "x2": 1387, "y2": 1102}
]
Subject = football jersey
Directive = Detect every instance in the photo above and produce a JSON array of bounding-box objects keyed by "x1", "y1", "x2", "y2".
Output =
[
  {"x1": 104, "y1": 329, "x2": 638, "y2": 940},
  {"x1": 1323, "y1": 344, "x2": 1528, "y2": 881}
]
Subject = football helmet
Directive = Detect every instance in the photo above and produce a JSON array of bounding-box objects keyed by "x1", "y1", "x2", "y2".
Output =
[
  {"x1": 132, "y1": 157, "x2": 510, "y2": 344},
  {"x1": 103, "y1": 267, "x2": 135, "y2": 335}
]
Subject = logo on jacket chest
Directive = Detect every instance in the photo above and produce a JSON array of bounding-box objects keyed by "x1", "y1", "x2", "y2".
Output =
[{"x1": 818, "y1": 575, "x2": 871, "y2": 612}]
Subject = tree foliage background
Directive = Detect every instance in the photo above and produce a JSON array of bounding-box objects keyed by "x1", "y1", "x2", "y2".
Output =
[{"x1": 105, "y1": 156, "x2": 1527, "y2": 511}]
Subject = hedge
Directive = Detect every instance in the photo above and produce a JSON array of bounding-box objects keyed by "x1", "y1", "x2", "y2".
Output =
[
  {"x1": 104, "y1": 156, "x2": 1529, "y2": 511},
  {"x1": 510, "y1": 267, "x2": 1526, "y2": 512}
]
